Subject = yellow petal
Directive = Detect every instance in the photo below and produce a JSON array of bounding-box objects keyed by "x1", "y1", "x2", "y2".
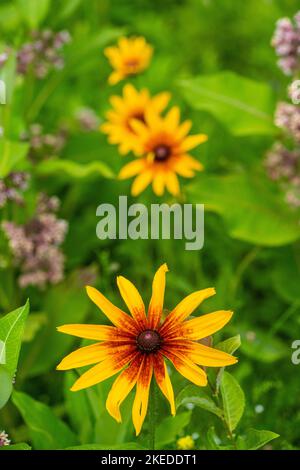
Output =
[
  {"x1": 86, "y1": 286, "x2": 137, "y2": 333},
  {"x1": 148, "y1": 263, "x2": 168, "y2": 329},
  {"x1": 177, "y1": 120, "x2": 192, "y2": 139},
  {"x1": 152, "y1": 92, "x2": 171, "y2": 112},
  {"x1": 181, "y1": 134, "x2": 208, "y2": 151},
  {"x1": 163, "y1": 349, "x2": 207, "y2": 387},
  {"x1": 106, "y1": 354, "x2": 143, "y2": 422},
  {"x1": 152, "y1": 172, "x2": 166, "y2": 196},
  {"x1": 108, "y1": 71, "x2": 123, "y2": 85},
  {"x1": 131, "y1": 170, "x2": 153, "y2": 196},
  {"x1": 57, "y1": 324, "x2": 120, "y2": 341},
  {"x1": 167, "y1": 341, "x2": 237, "y2": 367},
  {"x1": 165, "y1": 171, "x2": 180, "y2": 196},
  {"x1": 57, "y1": 341, "x2": 135, "y2": 370},
  {"x1": 71, "y1": 351, "x2": 137, "y2": 392},
  {"x1": 117, "y1": 276, "x2": 147, "y2": 327},
  {"x1": 132, "y1": 355, "x2": 153, "y2": 435},
  {"x1": 179, "y1": 310, "x2": 234, "y2": 340},
  {"x1": 165, "y1": 106, "x2": 180, "y2": 131},
  {"x1": 153, "y1": 354, "x2": 175, "y2": 415},
  {"x1": 119, "y1": 159, "x2": 146, "y2": 179},
  {"x1": 161, "y1": 288, "x2": 216, "y2": 333},
  {"x1": 57, "y1": 343, "x2": 109, "y2": 370},
  {"x1": 123, "y1": 83, "x2": 137, "y2": 100}
]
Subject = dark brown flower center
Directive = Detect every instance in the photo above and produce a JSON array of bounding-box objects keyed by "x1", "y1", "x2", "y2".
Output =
[
  {"x1": 154, "y1": 145, "x2": 171, "y2": 162},
  {"x1": 137, "y1": 329, "x2": 161, "y2": 352}
]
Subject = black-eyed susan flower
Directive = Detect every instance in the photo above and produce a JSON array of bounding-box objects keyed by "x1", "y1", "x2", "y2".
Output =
[
  {"x1": 101, "y1": 84, "x2": 170, "y2": 155},
  {"x1": 104, "y1": 36, "x2": 153, "y2": 85},
  {"x1": 118, "y1": 107, "x2": 207, "y2": 196},
  {"x1": 57, "y1": 264, "x2": 237, "y2": 436}
]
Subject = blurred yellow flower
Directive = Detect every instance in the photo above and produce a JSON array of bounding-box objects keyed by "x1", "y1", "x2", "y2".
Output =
[
  {"x1": 119, "y1": 107, "x2": 207, "y2": 196},
  {"x1": 104, "y1": 36, "x2": 153, "y2": 85},
  {"x1": 101, "y1": 84, "x2": 170, "y2": 155},
  {"x1": 177, "y1": 435, "x2": 195, "y2": 450},
  {"x1": 57, "y1": 263, "x2": 236, "y2": 436}
]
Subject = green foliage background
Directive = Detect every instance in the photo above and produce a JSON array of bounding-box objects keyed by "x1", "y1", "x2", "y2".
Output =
[{"x1": 0, "y1": 0, "x2": 300, "y2": 450}]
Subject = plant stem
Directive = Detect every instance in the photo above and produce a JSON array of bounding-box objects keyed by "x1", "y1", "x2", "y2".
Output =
[{"x1": 148, "y1": 380, "x2": 156, "y2": 450}]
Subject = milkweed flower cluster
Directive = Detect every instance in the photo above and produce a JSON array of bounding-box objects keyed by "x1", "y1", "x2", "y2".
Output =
[
  {"x1": 267, "y1": 12, "x2": 300, "y2": 209},
  {"x1": 102, "y1": 37, "x2": 207, "y2": 196},
  {"x1": 275, "y1": 102, "x2": 300, "y2": 142},
  {"x1": 20, "y1": 123, "x2": 66, "y2": 162},
  {"x1": 2, "y1": 194, "x2": 68, "y2": 288},
  {"x1": 17, "y1": 30, "x2": 71, "y2": 78},
  {"x1": 0, "y1": 172, "x2": 30, "y2": 208},
  {"x1": 0, "y1": 430, "x2": 10, "y2": 447},
  {"x1": 271, "y1": 12, "x2": 300, "y2": 75},
  {"x1": 76, "y1": 107, "x2": 100, "y2": 132}
]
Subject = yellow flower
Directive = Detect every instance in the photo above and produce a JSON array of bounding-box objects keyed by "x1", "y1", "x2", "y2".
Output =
[
  {"x1": 57, "y1": 263, "x2": 237, "y2": 436},
  {"x1": 119, "y1": 107, "x2": 207, "y2": 196},
  {"x1": 177, "y1": 435, "x2": 195, "y2": 450},
  {"x1": 101, "y1": 84, "x2": 170, "y2": 155},
  {"x1": 104, "y1": 36, "x2": 153, "y2": 85}
]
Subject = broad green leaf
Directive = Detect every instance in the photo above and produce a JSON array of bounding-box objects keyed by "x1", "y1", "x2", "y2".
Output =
[
  {"x1": 0, "y1": 140, "x2": 29, "y2": 178},
  {"x1": 37, "y1": 158, "x2": 114, "y2": 179},
  {"x1": 220, "y1": 371, "x2": 245, "y2": 432},
  {"x1": 236, "y1": 428, "x2": 279, "y2": 450},
  {"x1": 56, "y1": 0, "x2": 81, "y2": 21},
  {"x1": 0, "y1": 51, "x2": 16, "y2": 104},
  {"x1": 156, "y1": 412, "x2": 191, "y2": 447},
  {"x1": 179, "y1": 71, "x2": 275, "y2": 136},
  {"x1": 216, "y1": 335, "x2": 241, "y2": 355},
  {"x1": 240, "y1": 327, "x2": 288, "y2": 363},
  {"x1": 12, "y1": 391, "x2": 77, "y2": 450},
  {"x1": 188, "y1": 173, "x2": 300, "y2": 246},
  {"x1": 66, "y1": 443, "x2": 146, "y2": 450},
  {"x1": 0, "y1": 365, "x2": 13, "y2": 409},
  {"x1": 64, "y1": 371, "x2": 93, "y2": 443},
  {"x1": 0, "y1": 300, "x2": 29, "y2": 376},
  {"x1": 0, "y1": 443, "x2": 31, "y2": 450},
  {"x1": 17, "y1": 0, "x2": 50, "y2": 29},
  {"x1": 22, "y1": 313, "x2": 47, "y2": 342},
  {"x1": 272, "y1": 248, "x2": 300, "y2": 303},
  {"x1": 176, "y1": 384, "x2": 223, "y2": 417},
  {"x1": 22, "y1": 273, "x2": 90, "y2": 376}
]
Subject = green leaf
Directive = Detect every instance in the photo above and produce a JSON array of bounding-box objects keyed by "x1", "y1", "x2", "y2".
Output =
[
  {"x1": 240, "y1": 327, "x2": 288, "y2": 363},
  {"x1": 0, "y1": 140, "x2": 29, "y2": 178},
  {"x1": 179, "y1": 71, "x2": 275, "y2": 136},
  {"x1": 36, "y1": 158, "x2": 115, "y2": 180},
  {"x1": 0, "y1": 300, "x2": 29, "y2": 376},
  {"x1": 12, "y1": 391, "x2": 77, "y2": 450},
  {"x1": 236, "y1": 428, "x2": 279, "y2": 450},
  {"x1": 0, "y1": 365, "x2": 13, "y2": 409},
  {"x1": 188, "y1": 173, "x2": 300, "y2": 246},
  {"x1": 64, "y1": 371, "x2": 93, "y2": 443},
  {"x1": 220, "y1": 371, "x2": 245, "y2": 432},
  {"x1": 272, "y1": 248, "x2": 300, "y2": 303},
  {"x1": 17, "y1": 0, "x2": 50, "y2": 29},
  {"x1": 66, "y1": 443, "x2": 146, "y2": 450},
  {"x1": 216, "y1": 335, "x2": 241, "y2": 355},
  {"x1": 22, "y1": 273, "x2": 90, "y2": 377},
  {"x1": 0, "y1": 443, "x2": 31, "y2": 450},
  {"x1": 56, "y1": 0, "x2": 81, "y2": 21},
  {"x1": 176, "y1": 384, "x2": 223, "y2": 417},
  {"x1": 156, "y1": 412, "x2": 191, "y2": 447}
]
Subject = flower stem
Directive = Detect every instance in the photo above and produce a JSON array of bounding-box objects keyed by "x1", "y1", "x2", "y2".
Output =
[{"x1": 148, "y1": 380, "x2": 156, "y2": 450}]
